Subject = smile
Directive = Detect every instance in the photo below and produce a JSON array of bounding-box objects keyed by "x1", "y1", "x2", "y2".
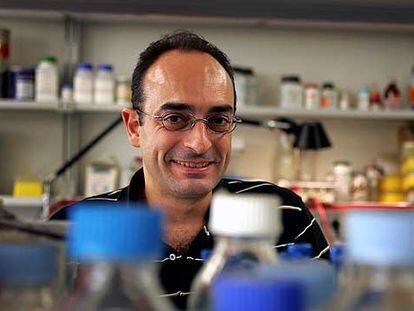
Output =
[{"x1": 172, "y1": 160, "x2": 212, "y2": 168}]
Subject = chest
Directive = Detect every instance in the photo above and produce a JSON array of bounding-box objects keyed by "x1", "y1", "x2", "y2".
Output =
[{"x1": 165, "y1": 225, "x2": 204, "y2": 253}]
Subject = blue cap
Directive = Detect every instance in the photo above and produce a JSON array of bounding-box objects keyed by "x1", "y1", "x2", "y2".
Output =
[
  {"x1": 346, "y1": 210, "x2": 414, "y2": 266},
  {"x1": 285, "y1": 243, "x2": 313, "y2": 260},
  {"x1": 256, "y1": 261, "x2": 336, "y2": 309},
  {"x1": 213, "y1": 275, "x2": 304, "y2": 311},
  {"x1": 68, "y1": 203, "x2": 164, "y2": 262},
  {"x1": 62, "y1": 83, "x2": 73, "y2": 90},
  {"x1": 0, "y1": 244, "x2": 57, "y2": 285},
  {"x1": 77, "y1": 63, "x2": 93, "y2": 71},
  {"x1": 97, "y1": 64, "x2": 113, "y2": 72},
  {"x1": 330, "y1": 244, "x2": 345, "y2": 270}
]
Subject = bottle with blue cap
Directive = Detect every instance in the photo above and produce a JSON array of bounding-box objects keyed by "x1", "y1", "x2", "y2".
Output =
[
  {"x1": 212, "y1": 274, "x2": 305, "y2": 311},
  {"x1": 334, "y1": 210, "x2": 414, "y2": 310},
  {"x1": 280, "y1": 243, "x2": 313, "y2": 261},
  {"x1": 94, "y1": 64, "x2": 115, "y2": 105},
  {"x1": 59, "y1": 203, "x2": 173, "y2": 311},
  {"x1": 255, "y1": 259, "x2": 337, "y2": 310},
  {"x1": 188, "y1": 192, "x2": 281, "y2": 311},
  {"x1": 0, "y1": 243, "x2": 59, "y2": 310}
]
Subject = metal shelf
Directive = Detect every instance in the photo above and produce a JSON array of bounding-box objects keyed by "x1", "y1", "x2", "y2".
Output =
[
  {"x1": 237, "y1": 106, "x2": 414, "y2": 121},
  {"x1": 0, "y1": 100, "x2": 60, "y2": 111},
  {"x1": 0, "y1": 100, "x2": 123, "y2": 113}
]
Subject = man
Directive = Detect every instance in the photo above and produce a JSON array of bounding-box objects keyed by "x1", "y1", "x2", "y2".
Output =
[{"x1": 51, "y1": 30, "x2": 329, "y2": 309}]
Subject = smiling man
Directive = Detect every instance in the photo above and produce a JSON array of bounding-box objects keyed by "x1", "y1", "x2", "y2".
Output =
[{"x1": 51, "y1": 31, "x2": 329, "y2": 309}]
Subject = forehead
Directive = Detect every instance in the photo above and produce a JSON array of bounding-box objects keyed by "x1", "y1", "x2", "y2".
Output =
[{"x1": 142, "y1": 50, "x2": 234, "y2": 113}]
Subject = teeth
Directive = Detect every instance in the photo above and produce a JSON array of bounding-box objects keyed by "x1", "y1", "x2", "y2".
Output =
[{"x1": 175, "y1": 161, "x2": 210, "y2": 168}]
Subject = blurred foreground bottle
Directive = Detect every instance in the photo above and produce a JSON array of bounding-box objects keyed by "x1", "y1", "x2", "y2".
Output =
[
  {"x1": 59, "y1": 203, "x2": 172, "y2": 311},
  {"x1": 335, "y1": 209, "x2": 414, "y2": 311},
  {"x1": 0, "y1": 243, "x2": 58, "y2": 310},
  {"x1": 212, "y1": 274, "x2": 305, "y2": 311},
  {"x1": 188, "y1": 193, "x2": 281, "y2": 311}
]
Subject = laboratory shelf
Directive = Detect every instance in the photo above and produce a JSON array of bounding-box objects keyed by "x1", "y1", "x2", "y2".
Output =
[{"x1": 2, "y1": 100, "x2": 414, "y2": 121}]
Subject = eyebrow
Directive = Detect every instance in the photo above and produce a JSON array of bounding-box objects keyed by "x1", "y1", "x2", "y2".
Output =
[{"x1": 157, "y1": 102, "x2": 234, "y2": 114}]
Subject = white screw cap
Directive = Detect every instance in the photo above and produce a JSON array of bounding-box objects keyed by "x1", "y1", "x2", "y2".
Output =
[{"x1": 209, "y1": 192, "x2": 281, "y2": 238}]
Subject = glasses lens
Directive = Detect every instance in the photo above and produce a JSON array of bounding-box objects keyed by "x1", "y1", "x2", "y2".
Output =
[
  {"x1": 162, "y1": 113, "x2": 190, "y2": 131},
  {"x1": 207, "y1": 115, "x2": 232, "y2": 133}
]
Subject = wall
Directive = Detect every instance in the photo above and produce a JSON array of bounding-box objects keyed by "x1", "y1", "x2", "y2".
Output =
[{"x1": 0, "y1": 16, "x2": 413, "y2": 194}]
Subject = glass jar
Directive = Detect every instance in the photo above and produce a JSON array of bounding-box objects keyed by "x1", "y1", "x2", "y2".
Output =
[
  {"x1": 321, "y1": 82, "x2": 337, "y2": 109},
  {"x1": 304, "y1": 83, "x2": 320, "y2": 109},
  {"x1": 189, "y1": 193, "x2": 281, "y2": 311},
  {"x1": 333, "y1": 161, "x2": 352, "y2": 202},
  {"x1": 15, "y1": 68, "x2": 35, "y2": 101},
  {"x1": 116, "y1": 75, "x2": 131, "y2": 107},
  {"x1": 280, "y1": 75, "x2": 302, "y2": 109}
]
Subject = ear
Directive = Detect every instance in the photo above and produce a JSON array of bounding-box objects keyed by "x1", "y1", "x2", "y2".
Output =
[{"x1": 122, "y1": 108, "x2": 141, "y2": 147}]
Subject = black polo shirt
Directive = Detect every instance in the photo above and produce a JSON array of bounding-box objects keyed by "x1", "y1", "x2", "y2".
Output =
[{"x1": 50, "y1": 168, "x2": 330, "y2": 309}]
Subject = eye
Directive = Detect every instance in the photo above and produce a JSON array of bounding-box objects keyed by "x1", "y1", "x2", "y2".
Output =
[
  {"x1": 209, "y1": 115, "x2": 231, "y2": 125},
  {"x1": 164, "y1": 114, "x2": 185, "y2": 124},
  {"x1": 162, "y1": 113, "x2": 189, "y2": 130}
]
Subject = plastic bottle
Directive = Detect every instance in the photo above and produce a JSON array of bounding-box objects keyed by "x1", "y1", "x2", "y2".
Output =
[
  {"x1": 358, "y1": 87, "x2": 370, "y2": 110},
  {"x1": 73, "y1": 63, "x2": 93, "y2": 105},
  {"x1": 60, "y1": 203, "x2": 172, "y2": 311},
  {"x1": 384, "y1": 80, "x2": 401, "y2": 110},
  {"x1": 35, "y1": 55, "x2": 59, "y2": 102},
  {"x1": 188, "y1": 192, "x2": 281, "y2": 310},
  {"x1": 335, "y1": 210, "x2": 414, "y2": 311},
  {"x1": 409, "y1": 65, "x2": 414, "y2": 109},
  {"x1": 212, "y1": 275, "x2": 305, "y2": 311},
  {"x1": 94, "y1": 64, "x2": 115, "y2": 105},
  {"x1": 0, "y1": 243, "x2": 59, "y2": 310}
]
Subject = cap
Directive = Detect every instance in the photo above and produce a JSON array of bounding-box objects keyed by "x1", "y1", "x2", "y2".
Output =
[
  {"x1": 346, "y1": 210, "x2": 414, "y2": 266},
  {"x1": 68, "y1": 203, "x2": 164, "y2": 262},
  {"x1": 0, "y1": 244, "x2": 57, "y2": 285},
  {"x1": 97, "y1": 64, "x2": 113, "y2": 72},
  {"x1": 285, "y1": 243, "x2": 313, "y2": 259},
  {"x1": 209, "y1": 192, "x2": 281, "y2": 238},
  {"x1": 40, "y1": 56, "x2": 56, "y2": 63},
  {"x1": 256, "y1": 260, "x2": 336, "y2": 309},
  {"x1": 77, "y1": 63, "x2": 93, "y2": 71},
  {"x1": 212, "y1": 275, "x2": 304, "y2": 311},
  {"x1": 281, "y1": 75, "x2": 301, "y2": 83}
]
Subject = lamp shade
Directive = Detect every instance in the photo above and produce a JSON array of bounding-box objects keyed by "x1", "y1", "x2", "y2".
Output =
[{"x1": 293, "y1": 122, "x2": 332, "y2": 150}]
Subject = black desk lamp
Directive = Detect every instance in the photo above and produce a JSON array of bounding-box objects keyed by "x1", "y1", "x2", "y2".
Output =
[{"x1": 293, "y1": 122, "x2": 332, "y2": 181}]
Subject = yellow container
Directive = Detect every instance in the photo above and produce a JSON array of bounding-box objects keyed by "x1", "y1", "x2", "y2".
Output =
[
  {"x1": 379, "y1": 192, "x2": 405, "y2": 203},
  {"x1": 13, "y1": 180, "x2": 43, "y2": 197},
  {"x1": 379, "y1": 176, "x2": 402, "y2": 192},
  {"x1": 402, "y1": 173, "x2": 414, "y2": 192},
  {"x1": 402, "y1": 156, "x2": 414, "y2": 175}
]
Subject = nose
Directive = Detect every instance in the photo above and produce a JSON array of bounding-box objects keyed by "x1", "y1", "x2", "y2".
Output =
[{"x1": 182, "y1": 121, "x2": 213, "y2": 154}]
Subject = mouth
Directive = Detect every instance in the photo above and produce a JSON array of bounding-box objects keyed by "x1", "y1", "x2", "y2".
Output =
[{"x1": 171, "y1": 160, "x2": 214, "y2": 169}]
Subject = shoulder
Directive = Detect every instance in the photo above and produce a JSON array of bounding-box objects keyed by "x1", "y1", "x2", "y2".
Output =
[
  {"x1": 48, "y1": 187, "x2": 128, "y2": 220},
  {"x1": 218, "y1": 177, "x2": 304, "y2": 207}
]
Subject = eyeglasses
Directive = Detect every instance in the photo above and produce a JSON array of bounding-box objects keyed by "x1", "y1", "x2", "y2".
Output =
[{"x1": 136, "y1": 108, "x2": 242, "y2": 133}]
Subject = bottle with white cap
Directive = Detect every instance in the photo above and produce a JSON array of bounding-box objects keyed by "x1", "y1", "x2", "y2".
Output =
[
  {"x1": 188, "y1": 192, "x2": 281, "y2": 311},
  {"x1": 335, "y1": 210, "x2": 414, "y2": 310},
  {"x1": 59, "y1": 203, "x2": 173, "y2": 311}
]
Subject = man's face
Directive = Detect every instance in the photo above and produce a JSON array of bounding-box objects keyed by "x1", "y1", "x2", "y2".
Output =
[{"x1": 139, "y1": 50, "x2": 234, "y2": 199}]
